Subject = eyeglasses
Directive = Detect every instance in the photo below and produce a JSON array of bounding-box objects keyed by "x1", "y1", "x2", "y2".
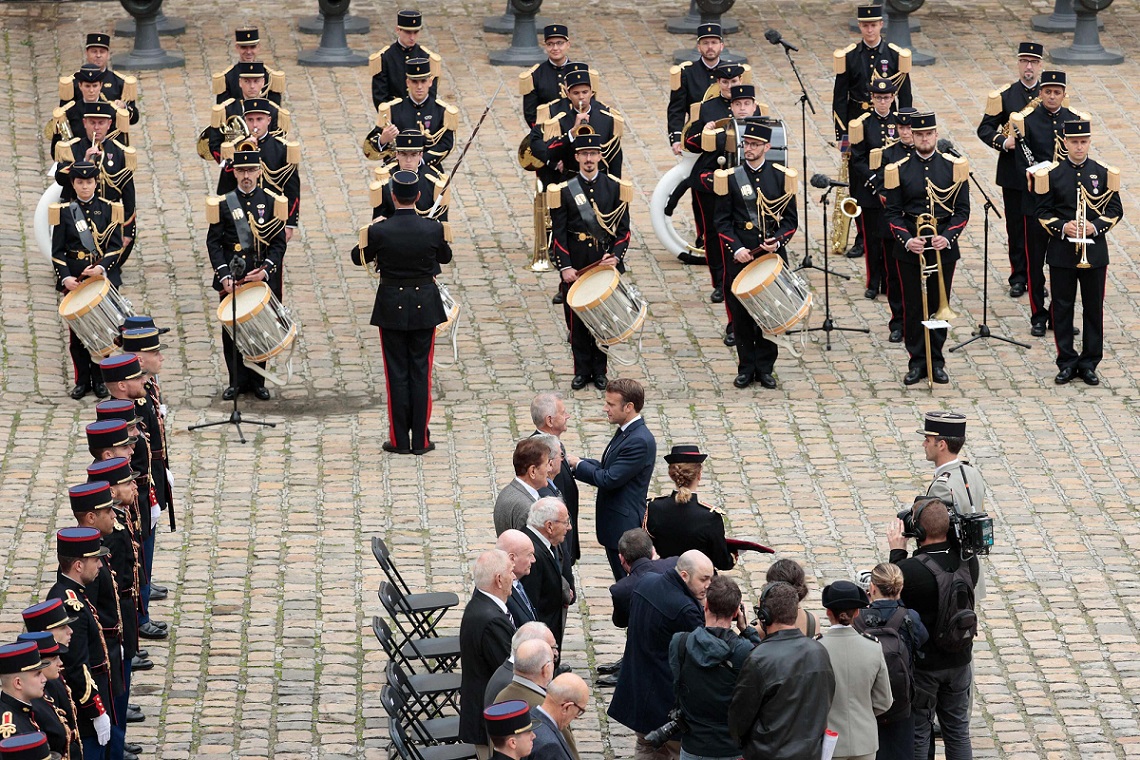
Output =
[{"x1": 566, "y1": 701, "x2": 587, "y2": 716}]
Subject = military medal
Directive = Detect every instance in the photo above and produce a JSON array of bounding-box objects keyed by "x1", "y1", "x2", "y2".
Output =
[
  {"x1": 1091, "y1": 174, "x2": 1100, "y2": 193},
  {"x1": 888, "y1": 123, "x2": 896, "y2": 139}
]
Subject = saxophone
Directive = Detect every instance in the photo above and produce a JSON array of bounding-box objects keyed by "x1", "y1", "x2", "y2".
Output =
[{"x1": 829, "y1": 144, "x2": 853, "y2": 255}]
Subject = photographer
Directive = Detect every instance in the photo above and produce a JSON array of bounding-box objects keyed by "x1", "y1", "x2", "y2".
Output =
[
  {"x1": 668, "y1": 576, "x2": 761, "y2": 760},
  {"x1": 888, "y1": 498, "x2": 979, "y2": 760}
]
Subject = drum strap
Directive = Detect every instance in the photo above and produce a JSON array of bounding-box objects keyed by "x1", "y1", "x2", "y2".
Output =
[
  {"x1": 224, "y1": 192, "x2": 256, "y2": 252},
  {"x1": 731, "y1": 167, "x2": 762, "y2": 232},
  {"x1": 68, "y1": 202, "x2": 98, "y2": 254},
  {"x1": 566, "y1": 177, "x2": 611, "y2": 248}
]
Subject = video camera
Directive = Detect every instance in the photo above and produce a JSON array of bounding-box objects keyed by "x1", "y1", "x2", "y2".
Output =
[
  {"x1": 897, "y1": 497, "x2": 994, "y2": 558},
  {"x1": 645, "y1": 708, "x2": 688, "y2": 749}
]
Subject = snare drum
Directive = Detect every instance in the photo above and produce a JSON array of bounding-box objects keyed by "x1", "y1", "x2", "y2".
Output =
[
  {"x1": 565, "y1": 267, "x2": 647, "y2": 347},
  {"x1": 731, "y1": 254, "x2": 812, "y2": 334},
  {"x1": 58, "y1": 277, "x2": 134, "y2": 358},
  {"x1": 217, "y1": 282, "x2": 298, "y2": 363},
  {"x1": 436, "y1": 280, "x2": 460, "y2": 335}
]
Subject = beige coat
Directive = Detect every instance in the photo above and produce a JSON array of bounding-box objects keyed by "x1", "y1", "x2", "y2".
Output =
[{"x1": 819, "y1": 625, "x2": 894, "y2": 757}]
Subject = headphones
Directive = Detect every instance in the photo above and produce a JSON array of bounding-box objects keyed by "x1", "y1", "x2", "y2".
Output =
[
  {"x1": 910, "y1": 495, "x2": 950, "y2": 544},
  {"x1": 754, "y1": 582, "x2": 778, "y2": 629}
]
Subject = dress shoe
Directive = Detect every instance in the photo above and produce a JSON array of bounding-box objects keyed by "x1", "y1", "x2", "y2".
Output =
[
  {"x1": 151, "y1": 584, "x2": 168, "y2": 594},
  {"x1": 733, "y1": 373, "x2": 753, "y2": 389},
  {"x1": 412, "y1": 442, "x2": 436, "y2": 455},
  {"x1": 845, "y1": 243, "x2": 864, "y2": 259},
  {"x1": 150, "y1": 620, "x2": 169, "y2": 630},
  {"x1": 222, "y1": 386, "x2": 239, "y2": 401},
  {"x1": 710, "y1": 287, "x2": 724, "y2": 304},
  {"x1": 888, "y1": 329, "x2": 903, "y2": 343},
  {"x1": 932, "y1": 366, "x2": 949, "y2": 384},
  {"x1": 382, "y1": 442, "x2": 412, "y2": 455},
  {"x1": 125, "y1": 752, "x2": 139, "y2": 760},
  {"x1": 1078, "y1": 367, "x2": 1099, "y2": 386},
  {"x1": 131, "y1": 655, "x2": 154, "y2": 671},
  {"x1": 595, "y1": 674, "x2": 620, "y2": 688},
  {"x1": 93, "y1": 382, "x2": 109, "y2": 399},
  {"x1": 139, "y1": 621, "x2": 168, "y2": 640},
  {"x1": 69, "y1": 383, "x2": 91, "y2": 400},
  {"x1": 135, "y1": 649, "x2": 148, "y2": 659},
  {"x1": 570, "y1": 374, "x2": 589, "y2": 390},
  {"x1": 125, "y1": 743, "x2": 142, "y2": 754},
  {"x1": 552, "y1": 291, "x2": 565, "y2": 305},
  {"x1": 723, "y1": 325, "x2": 735, "y2": 347},
  {"x1": 252, "y1": 386, "x2": 271, "y2": 400},
  {"x1": 864, "y1": 288, "x2": 877, "y2": 300},
  {"x1": 149, "y1": 585, "x2": 167, "y2": 600},
  {"x1": 126, "y1": 707, "x2": 145, "y2": 723},
  {"x1": 903, "y1": 367, "x2": 927, "y2": 386},
  {"x1": 597, "y1": 659, "x2": 622, "y2": 675},
  {"x1": 1009, "y1": 282, "x2": 1026, "y2": 298},
  {"x1": 130, "y1": 703, "x2": 140, "y2": 711},
  {"x1": 756, "y1": 372, "x2": 778, "y2": 389},
  {"x1": 1054, "y1": 366, "x2": 1076, "y2": 385},
  {"x1": 1030, "y1": 322, "x2": 1047, "y2": 337},
  {"x1": 593, "y1": 374, "x2": 608, "y2": 390}
]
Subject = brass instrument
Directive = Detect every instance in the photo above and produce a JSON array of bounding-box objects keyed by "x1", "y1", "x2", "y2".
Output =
[
  {"x1": 915, "y1": 212, "x2": 939, "y2": 390},
  {"x1": 44, "y1": 105, "x2": 75, "y2": 142},
  {"x1": 518, "y1": 134, "x2": 544, "y2": 171},
  {"x1": 830, "y1": 147, "x2": 853, "y2": 255},
  {"x1": 839, "y1": 196, "x2": 861, "y2": 220},
  {"x1": 223, "y1": 114, "x2": 252, "y2": 145},
  {"x1": 1075, "y1": 184, "x2": 1091, "y2": 269},
  {"x1": 570, "y1": 98, "x2": 594, "y2": 138},
  {"x1": 530, "y1": 179, "x2": 553, "y2": 272}
]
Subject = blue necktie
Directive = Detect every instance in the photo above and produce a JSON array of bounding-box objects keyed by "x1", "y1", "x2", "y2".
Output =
[{"x1": 513, "y1": 581, "x2": 536, "y2": 617}]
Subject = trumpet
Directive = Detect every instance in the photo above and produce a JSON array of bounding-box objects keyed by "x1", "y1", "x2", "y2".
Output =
[
  {"x1": 530, "y1": 178, "x2": 553, "y2": 272},
  {"x1": 571, "y1": 98, "x2": 594, "y2": 138},
  {"x1": 1075, "y1": 184, "x2": 1091, "y2": 269}
]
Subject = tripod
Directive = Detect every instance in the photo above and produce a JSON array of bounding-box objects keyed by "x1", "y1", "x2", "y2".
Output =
[
  {"x1": 949, "y1": 169, "x2": 1029, "y2": 352},
  {"x1": 188, "y1": 256, "x2": 276, "y2": 443},
  {"x1": 790, "y1": 187, "x2": 870, "y2": 350}
]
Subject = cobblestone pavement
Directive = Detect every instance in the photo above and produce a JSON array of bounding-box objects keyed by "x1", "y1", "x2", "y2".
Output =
[{"x1": 1, "y1": 0, "x2": 1140, "y2": 757}]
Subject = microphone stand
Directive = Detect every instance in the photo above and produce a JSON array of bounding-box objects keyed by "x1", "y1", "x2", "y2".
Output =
[
  {"x1": 949, "y1": 168, "x2": 1029, "y2": 353},
  {"x1": 188, "y1": 255, "x2": 276, "y2": 443},
  {"x1": 788, "y1": 187, "x2": 869, "y2": 350}
]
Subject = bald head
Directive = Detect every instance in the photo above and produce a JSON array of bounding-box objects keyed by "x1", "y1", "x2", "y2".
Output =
[
  {"x1": 542, "y1": 672, "x2": 589, "y2": 729},
  {"x1": 514, "y1": 639, "x2": 555, "y2": 686},
  {"x1": 676, "y1": 550, "x2": 715, "y2": 602},
  {"x1": 473, "y1": 549, "x2": 512, "y2": 599},
  {"x1": 496, "y1": 529, "x2": 537, "y2": 580}
]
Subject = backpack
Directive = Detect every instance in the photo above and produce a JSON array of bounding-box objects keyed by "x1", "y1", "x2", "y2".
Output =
[
  {"x1": 915, "y1": 552, "x2": 977, "y2": 653},
  {"x1": 854, "y1": 606, "x2": 914, "y2": 723}
]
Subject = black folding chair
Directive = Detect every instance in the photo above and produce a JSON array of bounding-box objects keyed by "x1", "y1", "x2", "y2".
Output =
[
  {"x1": 386, "y1": 661, "x2": 462, "y2": 717},
  {"x1": 389, "y1": 716, "x2": 477, "y2": 760},
  {"x1": 372, "y1": 535, "x2": 415, "y2": 596},
  {"x1": 378, "y1": 580, "x2": 458, "y2": 645},
  {"x1": 381, "y1": 684, "x2": 461, "y2": 746},
  {"x1": 373, "y1": 615, "x2": 460, "y2": 675}
]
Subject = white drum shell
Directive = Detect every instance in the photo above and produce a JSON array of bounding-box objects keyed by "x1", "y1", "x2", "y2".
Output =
[
  {"x1": 58, "y1": 278, "x2": 135, "y2": 358},
  {"x1": 218, "y1": 283, "x2": 298, "y2": 363},
  {"x1": 731, "y1": 254, "x2": 812, "y2": 335},
  {"x1": 566, "y1": 269, "x2": 647, "y2": 347}
]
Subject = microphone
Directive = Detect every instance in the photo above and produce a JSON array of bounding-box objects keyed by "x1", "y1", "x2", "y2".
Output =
[
  {"x1": 764, "y1": 29, "x2": 799, "y2": 52},
  {"x1": 811, "y1": 173, "x2": 848, "y2": 189},
  {"x1": 937, "y1": 138, "x2": 963, "y2": 158}
]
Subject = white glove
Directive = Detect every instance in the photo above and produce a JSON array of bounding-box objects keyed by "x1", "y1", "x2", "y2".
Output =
[
  {"x1": 93, "y1": 712, "x2": 111, "y2": 745},
  {"x1": 166, "y1": 467, "x2": 175, "y2": 489},
  {"x1": 159, "y1": 403, "x2": 169, "y2": 418},
  {"x1": 151, "y1": 504, "x2": 161, "y2": 530}
]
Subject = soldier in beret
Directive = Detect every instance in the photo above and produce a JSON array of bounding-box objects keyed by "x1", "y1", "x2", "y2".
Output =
[
  {"x1": 370, "y1": 10, "x2": 441, "y2": 109},
  {"x1": 366, "y1": 58, "x2": 457, "y2": 167},
  {"x1": 212, "y1": 28, "x2": 286, "y2": 106}
]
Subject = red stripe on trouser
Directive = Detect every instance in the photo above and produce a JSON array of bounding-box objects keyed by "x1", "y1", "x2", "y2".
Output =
[
  {"x1": 423, "y1": 330, "x2": 435, "y2": 447},
  {"x1": 377, "y1": 327, "x2": 397, "y2": 446}
]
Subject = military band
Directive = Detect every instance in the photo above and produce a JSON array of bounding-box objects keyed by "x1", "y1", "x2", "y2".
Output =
[
  {"x1": 667, "y1": 23, "x2": 727, "y2": 154},
  {"x1": 831, "y1": 4, "x2": 913, "y2": 141},
  {"x1": 366, "y1": 57, "x2": 457, "y2": 167},
  {"x1": 520, "y1": 25, "x2": 574, "y2": 129},
  {"x1": 213, "y1": 28, "x2": 286, "y2": 106},
  {"x1": 60, "y1": 33, "x2": 139, "y2": 134},
  {"x1": 370, "y1": 131, "x2": 451, "y2": 240},
  {"x1": 370, "y1": 10, "x2": 441, "y2": 110}
]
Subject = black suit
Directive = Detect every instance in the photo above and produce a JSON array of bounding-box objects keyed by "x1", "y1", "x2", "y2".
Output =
[
  {"x1": 458, "y1": 592, "x2": 515, "y2": 744},
  {"x1": 506, "y1": 579, "x2": 538, "y2": 628},
  {"x1": 608, "y1": 555, "x2": 677, "y2": 629},
  {"x1": 531, "y1": 430, "x2": 580, "y2": 562},
  {"x1": 520, "y1": 526, "x2": 575, "y2": 648},
  {"x1": 356, "y1": 209, "x2": 452, "y2": 451},
  {"x1": 484, "y1": 660, "x2": 516, "y2": 709}
]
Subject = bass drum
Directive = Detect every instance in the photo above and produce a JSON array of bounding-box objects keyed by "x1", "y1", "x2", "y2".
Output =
[
  {"x1": 34, "y1": 165, "x2": 62, "y2": 264},
  {"x1": 649, "y1": 153, "x2": 703, "y2": 259}
]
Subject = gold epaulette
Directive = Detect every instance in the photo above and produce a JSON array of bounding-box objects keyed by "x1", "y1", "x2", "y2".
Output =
[
  {"x1": 369, "y1": 47, "x2": 388, "y2": 76},
  {"x1": 889, "y1": 43, "x2": 912, "y2": 74},
  {"x1": 701, "y1": 126, "x2": 723, "y2": 152},
  {"x1": 1108, "y1": 165, "x2": 1120, "y2": 192},
  {"x1": 211, "y1": 101, "x2": 230, "y2": 129},
  {"x1": 615, "y1": 176, "x2": 633, "y2": 204},
  {"x1": 439, "y1": 100, "x2": 459, "y2": 131},
  {"x1": 519, "y1": 64, "x2": 539, "y2": 95},
  {"x1": 268, "y1": 69, "x2": 286, "y2": 93},
  {"x1": 536, "y1": 99, "x2": 556, "y2": 124},
  {"x1": 949, "y1": 155, "x2": 969, "y2": 184},
  {"x1": 369, "y1": 180, "x2": 385, "y2": 208},
  {"x1": 884, "y1": 156, "x2": 908, "y2": 190},
  {"x1": 833, "y1": 43, "x2": 857, "y2": 74},
  {"x1": 1008, "y1": 108, "x2": 1027, "y2": 135},
  {"x1": 758, "y1": 101, "x2": 770, "y2": 118},
  {"x1": 205, "y1": 195, "x2": 221, "y2": 224},
  {"x1": 1061, "y1": 94, "x2": 1071, "y2": 108},
  {"x1": 1075, "y1": 110, "x2": 1092, "y2": 122},
  {"x1": 713, "y1": 168, "x2": 730, "y2": 196},
  {"x1": 266, "y1": 189, "x2": 288, "y2": 221},
  {"x1": 375, "y1": 163, "x2": 393, "y2": 185},
  {"x1": 431, "y1": 172, "x2": 450, "y2": 204},
  {"x1": 608, "y1": 111, "x2": 624, "y2": 138},
  {"x1": 115, "y1": 107, "x2": 131, "y2": 135},
  {"x1": 49, "y1": 202, "x2": 66, "y2": 226},
  {"x1": 741, "y1": 63, "x2": 753, "y2": 86},
  {"x1": 111, "y1": 201, "x2": 124, "y2": 225},
  {"x1": 286, "y1": 140, "x2": 300, "y2": 165},
  {"x1": 441, "y1": 221, "x2": 452, "y2": 242},
  {"x1": 670, "y1": 61, "x2": 692, "y2": 91},
  {"x1": 546, "y1": 182, "x2": 564, "y2": 209},
  {"x1": 869, "y1": 147, "x2": 883, "y2": 171},
  {"x1": 985, "y1": 84, "x2": 1010, "y2": 117},
  {"x1": 543, "y1": 114, "x2": 564, "y2": 141},
  {"x1": 422, "y1": 46, "x2": 442, "y2": 80},
  {"x1": 774, "y1": 164, "x2": 799, "y2": 195},
  {"x1": 121, "y1": 143, "x2": 137, "y2": 171},
  {"x1": 276, "y1": 106, "x2": 292, "y2": 134},
  {"x1": 1033, "y1": 162, "x2": 1057, "y2": 194},
  {"x1": 58, "y1": 75, "x2": 74, "y2": 101},
  {"x1": 211, "y1": 68, "x2": 231, "y2": 96},
  {"x1": 55, "y1": 138, "x2": 79, "y2": 164},
  {"x1": 849, "y1": 112, "x2": 869, "y2": 145},
  {"x1": 122, "y1": 75, "x2": 138, "y2": 101},
  {"x1": 220, "y1": 140, "x2": 235, "y2": 162},
  {"x1": 359, "y1": 225, "x2": 369, "y2": 250},
  {"x1": 377, "y1": 98, "x2": 400, "y2": 128}
]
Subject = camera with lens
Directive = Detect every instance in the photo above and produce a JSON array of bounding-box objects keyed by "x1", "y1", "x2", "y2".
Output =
[
  {"x1": 897, "y1": 497, "x2": 994, "y2": 557},
  {"x1": 645, "y1": 708, "x2": 688, "y2": 748}
]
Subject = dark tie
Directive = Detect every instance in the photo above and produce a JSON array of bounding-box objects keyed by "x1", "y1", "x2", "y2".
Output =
[
  {"x1": 601, "y1": 429, "x2": 623, "y2": 465},
  {"x1": 513, "y1": 581, "x2": 535, "y2": 617}
]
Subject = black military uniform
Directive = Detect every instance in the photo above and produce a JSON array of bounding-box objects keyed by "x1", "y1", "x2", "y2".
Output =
[
  {"x1": 667, "y1": 24, "x2": 725, "y2": 147},
  {"x1": 883, "y1": 113, "x2": 970, "y2": 385},
  {"x1": 1033, "y1": 120, "x2": 1121, "y2": 384},
  {"x1": 15, "y1": 632, "x2": 77, "y2": 760},
  {"x1": 370, "y1": 10, "x2": 440, "y2": 110},
  {"x1": 867, "y1": 107, "x2": 918, "y2": 340},
  {"x1": 205, "y1": 151, "x2": 289, "y2": 396},
  {"x1": 0, "y1": 642, "x2": 51, "y2": 741},
  {"x1": 50, "y1": 63, "x2": 132, "y2": 155},
  {"x1": 211, "y1": 98, "x2": 300, "y2": 228},
  {"x1": 212, "y1": 28, "x2": 286, "y2": 105},
  {"x1": 713, "y1": 120, "x2": 799, "y2": 389},
  {"x1": 200, "y1": 63, "x2": 290, "y2": 163},
  {"x1": 121, "y1": 327, "x2": 173, "y2": 519},
  {"x1": 535, "y1": 69, "x2": 624, "y2": 181},
  {"x1": 366, "y1": 57, "x2": 457, "y2": 167},
  {"x1": 370, "y1": 131, "x2": 450, "y2": 241},
  {"x1": 21, "y1": 603, "x2": 86, "y2": 760},
  {"x1": 91, "y1": 407, "x2": 150, "y2": 552},
  {"x1": 645, "y1": 448, "x2": 734, "y2": 570},
  {"x1": 520, "y1": 25, "x2": 574, "y2": 128},
  {"x1": 831, "y1": 5, "x2": 912, "y2": 140},
  {"x1": 352, "y1": 171, "x2": 453, "y2": 454},
  {"x1": 975, "y1": 42, "x2": 1043, "y2": 295},
  {"x1": 61, "y1": 34, "x2": 140, "y2": 129},
  {"x1": 548, "y1": 135, "x2": 633, "y2": 388},
  {"x1": 849, "y1": 79, "x2": 901, "y2": 300},
  {"x1": 50, "y1": 161, "x2": 124, "y2": 398}
]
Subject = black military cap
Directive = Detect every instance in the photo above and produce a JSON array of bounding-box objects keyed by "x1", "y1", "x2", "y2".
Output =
[
  {"x1": 100, "y1": 353, "x2": 143, "y2": 383},
  {"x1": 0, "y1": 732, "x2": 53, "y2": 760},
  {"x1": 120, "y1": 326, "x2": 166, "y2": 353},
  {"x1": 86, "y1": 33, "x2": 111, "y2": 49},
  {"x1": 1018, "y1": 41, "x2": 1044, "y2": 59},
  {"x1": 69, "y1": 481, "x2": 115, "y2": 514},
  {"x1": 0, "y1": 641, "x2": 50, "y2": 676},
  {"x1": 242, "y1": 97, "x2": 273, "y2": 116},
  {"x1": 714, "y1": 63, "x2": 745, "y2": 80},
  {"x1": 1063, "y1": 119, "x2": 1091, "y2": 137},
  {"x1": 397, "y1": 10, "x2": 423, "y2": 30},
  {"x1": 564, "y1": 62, "x2": 590, "y2": 74},
  {"x1": 484, "y1": 701, "x2": 534, "y2": 737},
  {"x1": 822, "y1": 580, "x2": 870, "y2": 611},
  {"x1": 83, "y1": 101, "x2": 116, "y2": 119},
  {"x1": 392, "y1": 170, "x2": 420, "y2": 202},
  {"x1": 237, "y1": 61, "x2": 268, "y2": 79},
  {"x1": 870, "y1": 77, "x2": 897, "y2": 95},
  {"x1": 565, "y1": 69, "x2": 592, "y2": 89},
  {"x1": 1040, "y1": 70, "x2": 1067, "y2": 88},
  {"x1": 87, "y1": 457, "x2": 138, "y2": 486},
  {"x1": 543, "y1": 24, "x2": 569, "y2": 40},
  {"x1": 910, "y1": 112, "x2": 937, "y2": 131},
  {"x1": 96, "y1": 399, "x2": 140, "y2": 426},
  {"x1": 235, "y1": 28, "x2": 260, "y2": 45},
  {"x1": 395, "y1": 130, "x2": 427, "y2": 151},
  {"x1": 896, "y1": 106, "x2": 919, "y2": 126},
  {"x1": 742, "y1": 120, "x2": 773, "y2": 143},
  {"x1": 86, "y1": 419, "x2": 136, "y2": 450},
  {"x1": 730, "y1": 85, "x2": 755, "y2": 102},
  {"x1": 77, "y1": 63, "x2": 103, "y2": 83},
  {"x1": 57, "y1": 526, "x2": 110, "y2": 559},
  {"x1": 122, "y1": 315, "x2": 171, "y2": 335},
  {"x1": 918, "y1": 410, "x2": 966, "y2": 437},
  {"x1": 574, "y1": 133, "x2": 604, "y2": 152},
  {"x1": 664, "y1": 444, "x2": 707, "y2": 464},
  {"x1": 16, "y1": 631, "x2": 64, "y2": 659},
  {"x1": 232, "y1": 150, "x2": 261, "y2": 168},
  {"x1": 70, "y1": 161, "x2": 99, "y2": 180},
  {"x1": 697, "y1": 22, "x2": 723, "y2": 41},
  {"x1": 857, "y1": 4, "x2": 883, "y2": 21},
  {"x1": 21, "y1": 599, "x2": 79, "y2": 633},
  {"x1": 405, "y1": 58, "x2": 433, "y2": 79}
]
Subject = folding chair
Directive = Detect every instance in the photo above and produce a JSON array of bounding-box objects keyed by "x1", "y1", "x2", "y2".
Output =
[
  {"x1": 381, "y1": 684, "x2": 461, "y2": 746},
  {"x1": 387, "y1": 661, "x2": 461, "y2": 717},
  {"x1": 378, "y1": 580, "x2": 458, "y2": 645},
  {"x1": 373, "y1": 615, "x2": 460, "y2": 675},
  {"x1": 372, "y1": 535, "x2": 415, "y2": 595},
  {"x1": 389, "y1": 716, "x2": 477, "y2": 760}
]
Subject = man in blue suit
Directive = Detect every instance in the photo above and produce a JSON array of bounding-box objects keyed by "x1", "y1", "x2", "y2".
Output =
[
  {"x1": 530, "y1": 672, "x2": 589, "y2": 760},
  {"x1": 568, "y1": 378, "x2": 657, "y2": 581}
]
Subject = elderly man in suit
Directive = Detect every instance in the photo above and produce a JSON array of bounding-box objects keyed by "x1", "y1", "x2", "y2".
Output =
[
  {"x1": 522, "y1": 498, "x2": 576, "y2": 650},
  {"x1": 531, "y1": 673, "x2": 589, "y2": 760},
  {"x1": 460, "y1": 550, "x2": 517, "y2": 758},
  {"x1": 531, "y1": 391, "x2": 581, "y2": 563},
  {"x1": 493, "y1": 639, "x2": 555, "y2": 709},
  {"x1": 485, "y1": 622, "x2": 558, "y2": 708},
  {"x1": 494, "y1": 437, "x2": 551, "y2": 535},
  {"x1": 568, "y1": 378, "x2": 656, "y2": 581},
  {"x1": 497, "y1": 530, "x2": 539, "y2": 627}
]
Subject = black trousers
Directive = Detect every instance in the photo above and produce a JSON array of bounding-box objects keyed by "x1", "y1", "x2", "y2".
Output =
[
  {"x1": 69, "y1": 329, "x2": 101, "y2": 386},
  {"x1": 1002, "y1": 188, "x2": 1029, "y2": 287},
  {"x1": 561, "y1": 281, "x2": 608, "y2": 378},
  {"x1": 859, "y1": 207, "x2": 889, "y2": 293},
  {"x1": 1025, "y1": 220, "x2": 1049, "y2": 327},
  {"x1": 726, "y1": 254, "x2": 780, "y2": 376},
  {"x1": 895, "y1": 252, "x2": 956, "y2": 372},
  {"x1": 218, "y1": 279, "x2": 283, "y2": 391},
  {"x1": 378, "y1": 326, "x2": 436, "y2": 450},
  {"x1": 692, "y1": 188, "x2": 724, "y2": 291},
  {"x1": 1049, "y1": 265, "x2": 1106, "y2": 371}
]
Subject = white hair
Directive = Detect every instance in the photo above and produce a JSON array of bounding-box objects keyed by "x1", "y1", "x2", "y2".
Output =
[
  {"x1": 473, "y1": 549, "x2": 510, "y2": 591},
  {"x1": 528, "y1": 496, "x2": 565, "y2": 530},
  {"x1": 530, "y1": 392, "x2": 564, "y2": 428},
  {"x1": 511, "y1": 621, "x2": 553, "y2": 656},
  {"x1": 533, "y1": 433, "x2": 560, "y2": 458}
]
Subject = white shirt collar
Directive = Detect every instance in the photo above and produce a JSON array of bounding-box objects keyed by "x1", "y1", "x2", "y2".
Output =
[
  {"x1": 620, "y1": 415, "x2": 642, "y2": 432},
  {"x1": 477, "y1": 588, "x2": 508, "y2": 614},
  {"x1": 514, "y1": 477, "x2": 540, "y2": 500},
  {"x1": 933, "y1": 458, "x2": 961, "y2": 477},
  {"x1": 533, "y1": 528, "x2": 554, "y2": 554}
]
